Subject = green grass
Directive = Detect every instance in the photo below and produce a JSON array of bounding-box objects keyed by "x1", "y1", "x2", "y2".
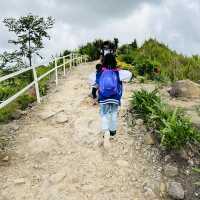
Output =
[
  {"x1": 131, "y1": 89, "x2": 200, "y2": 149},
  {"x1": 0, "y1": 102, "x2": 19, "y2": 123},
  {"x1": 0, "y1": 64, "x2": 53, "y2": 123},
  {"x1": 118, "y1": 38, "x2": 200, "y2": 82},
  {"x1": 17, "y1": 95, "x2": 36, "y2": 110}
]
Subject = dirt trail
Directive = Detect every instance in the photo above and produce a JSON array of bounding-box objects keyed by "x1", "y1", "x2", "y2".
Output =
[{"x1": 0, "y1": 62, "x2": 164, "y2": 200}]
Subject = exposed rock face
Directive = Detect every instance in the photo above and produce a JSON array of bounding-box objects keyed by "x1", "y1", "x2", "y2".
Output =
[{"x1": 169, "y1": 79, "x2": 200, "y2": 98}]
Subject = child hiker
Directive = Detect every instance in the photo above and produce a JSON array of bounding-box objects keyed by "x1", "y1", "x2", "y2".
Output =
[{"x1": 90, "y1": 53, "x2": 132, "y2": 149}]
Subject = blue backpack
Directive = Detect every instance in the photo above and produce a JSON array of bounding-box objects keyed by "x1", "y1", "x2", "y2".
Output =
[{"x1": 99, "y1": 68, "x2": 120, "y2": 98}]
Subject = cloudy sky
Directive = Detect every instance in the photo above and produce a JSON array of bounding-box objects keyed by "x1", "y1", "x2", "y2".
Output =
[{"x1": 0, "y1": 0, "x2": 200, "y2": 64}]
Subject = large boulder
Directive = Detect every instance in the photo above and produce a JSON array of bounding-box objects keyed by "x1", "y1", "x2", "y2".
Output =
[{"x1": 169, "y1": 80, "x2": 200, "y2": 98}]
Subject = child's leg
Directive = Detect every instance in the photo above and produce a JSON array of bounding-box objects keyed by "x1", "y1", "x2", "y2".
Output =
[
  {"x1": 99, "y1": 104, "x2": 111, "y2": 148},
  {"x1": 109, "y1": 104, "x2": 118, "y2": 136},
  {"x1": 100, "y1": 104, "x2": 109, "y2": 131}
]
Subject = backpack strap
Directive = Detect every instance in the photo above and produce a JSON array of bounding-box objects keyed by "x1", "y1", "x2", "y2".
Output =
[{"x1": 101, "y1": 66, "x2": 120, "y2": 71}]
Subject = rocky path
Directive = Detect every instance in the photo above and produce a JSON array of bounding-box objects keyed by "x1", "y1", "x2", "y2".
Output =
[{"x1": 0, "y1": 62, "x2": 164, "y2": 200}]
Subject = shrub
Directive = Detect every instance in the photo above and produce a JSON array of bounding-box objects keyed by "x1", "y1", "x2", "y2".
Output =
[
  {"x1": 0, "y1": 64, "x2": 53, "y2": 123},
  {"x1": 131, "y1": 89, "x2": 161, "y2": 120},
  {"x1": 131, "y1": 89, "x2": 200, "y2": 149},
  {"x1": 118, "y1": 38, "x2": 200, "y2": 82},
  {"x1": 117, "y1": 58, "x2": 135, "y2": 77},
  {"x1": 0, "y1": 86, "x2": 18, "y2": 101},
  {"x1": 0, "y1": 102, "x2": 19, "y2": 123},
  {"x1": 17, "y1": 95, "x2": 36, "y2": 110},
  {"x1": 120, "y1": 54, "x2": 134, "y2": 64},
  {"x1": 159, "y1": 108, "x2": 196, "y2": 149}
]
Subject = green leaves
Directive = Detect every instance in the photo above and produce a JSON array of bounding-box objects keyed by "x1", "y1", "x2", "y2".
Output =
[
  {"x1": 2, "y1": 14, "x2": 55, "y2": 69},
  {"x1": 118, "y1": 38, "x2": 200, "y2": 82},
  {"x1": 131, "y1": 89, "x2": 200, "y2": 150}
]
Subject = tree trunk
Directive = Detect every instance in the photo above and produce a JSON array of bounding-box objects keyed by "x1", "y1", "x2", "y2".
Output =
[
  {"x1": 28, "y1": 31, "x2": 33, "y2": 82},
  {"x1": 28, "y1": 31, "x2": 32, "y2": 67}
]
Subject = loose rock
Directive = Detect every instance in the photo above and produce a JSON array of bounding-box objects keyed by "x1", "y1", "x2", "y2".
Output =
[
  {"x1": 135, "y1": 119, "x2": 144, "y2": 126},
  {"x1": 144, "y1": 187, "x2": 158, "y2": 199},
  {"x1": 144, "y1": 134, "x2": 155, "y2": 145},
  {"x1": 169, "y1": 79, "x2": 200, "y2": 98},
  {"x1": 55, "y1": 112, "x2": 69, "y2": 124},
  {"x1": 164, "y1": 164, "x2": 178, "y2": 177},
  {"x1": 14, "y1": 178, "x2": 26, "y2": 185},
  {"x1": 2, "y1": 156, "x2": 9, "y2": 162},
  {"x1": 28, "y1": 137, "x2": 56, "y2": 155},
  {"x1": 167, "y1": 181, "x2": 185, "y2": 200},
  {"x1": 116, "y1": 160, "x2": 129, "y2": 167},
  {"x1": 49, "y1": 171, "x2": 66, "y2": 184},
  {"x1": 179, "y1": 149, "x2": 188, "y2": 160},
  {"x1": 160, "y1": 182, "x2": 166, "y2": 194}
]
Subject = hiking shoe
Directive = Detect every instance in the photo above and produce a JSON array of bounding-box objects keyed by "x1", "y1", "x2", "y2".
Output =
[
  {"x1": 103, "y1": 131, "x2": 111, "y2": 149},
  {"x1": 110, "y1": 130, "x2": 116, "y2": 137}
]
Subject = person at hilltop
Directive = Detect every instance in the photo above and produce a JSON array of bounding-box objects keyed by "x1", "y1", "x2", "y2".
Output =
[
  {"x1": 100, "y1": 40, "x2": 116, "y2": 64},
  {"x1": 89, "y1": 53, "x2": 132, "y2": 149}
]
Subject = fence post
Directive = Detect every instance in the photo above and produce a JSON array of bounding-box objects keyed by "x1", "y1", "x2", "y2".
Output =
[
  {"x1": 74, "y1": 53, "x2": 76, "y2": 66},
  {"x1": 55, "y1": 58, "x2": 58, "y2": 85},
  {"x1": 70, "y1": 53, "x2": 72, "y2": 69},
  {"x1": 72, "y1": 53, "x2": 74, "y2": 67},
  {"x1": 32, "y1": 65, "x2": 41, "y2": 103},
  {"x1": 63, "y1": 57, "x2": 66, "y2": 76}
]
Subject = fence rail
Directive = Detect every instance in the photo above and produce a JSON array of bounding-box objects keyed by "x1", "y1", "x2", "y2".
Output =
[{"x1": 0, "y1": 53, "x2": 88, "y2": 109}]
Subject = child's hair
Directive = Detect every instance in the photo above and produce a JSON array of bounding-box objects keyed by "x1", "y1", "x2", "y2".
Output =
[
  {"x1": 103, "y1": 53, "x2": 117, "y2": 69},
  {"x1": 96, "y1": 64, "x2": 102, "y2": 72}
]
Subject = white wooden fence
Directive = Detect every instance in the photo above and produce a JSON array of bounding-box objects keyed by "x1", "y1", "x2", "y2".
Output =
[{"x1": 0, "y1": 53, "x2": 88, "y2": 109}]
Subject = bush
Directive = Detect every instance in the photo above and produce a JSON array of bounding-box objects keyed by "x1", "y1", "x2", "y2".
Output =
[
  {"x1": 131, "y1": 89, "x2": 161, "y2": 119},
  {"x1": 159, "y1": 108, "x2": 196, "y2": 149},
  {"x1": 0, "y1": 86, "x2": 18, "y2": 101},
  {"x1": 0, "y1": 102, "x2": 19, "y2": 123},
  {"x1": 17, "y1": 95, "x2": 36, "y2": 110},
  {"x1": 131, "y1": 89, "x2": 200, "y2": 149},
  {"x1": 120, "y1": 54, "x2": 134, "y2": 64},
  {"x1": 117, "y1": 58, "x2": 135, "y2": 76},
  {"x1": 0, "y1": 64, "x2": 53, "y2": 123},
  {"x1": 118, "y1": 38, "x2": 200, "y2": 82}
]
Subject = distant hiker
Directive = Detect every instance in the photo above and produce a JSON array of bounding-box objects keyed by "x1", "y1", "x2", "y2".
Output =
[
  {"x1": 100, "y1": 41, "x2": 115, "y2": 64},
  {"x1": 90, "y1": 53, "x2": 132, "y2": 149}
]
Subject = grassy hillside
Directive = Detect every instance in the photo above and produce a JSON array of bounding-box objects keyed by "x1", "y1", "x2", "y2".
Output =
[{"x1": 118, "y1": 39, "x2": 200, "y2": 82}]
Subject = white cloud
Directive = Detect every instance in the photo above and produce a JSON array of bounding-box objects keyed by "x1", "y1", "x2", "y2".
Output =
[{"x1": 1, "y1": 0, "x2": 200, "y2": 65}]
